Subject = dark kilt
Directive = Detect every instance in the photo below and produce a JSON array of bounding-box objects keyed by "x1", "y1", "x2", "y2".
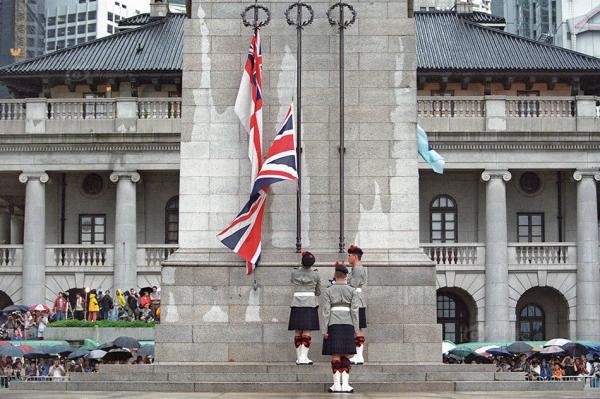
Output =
[
  {"x1": 288, "y1": 306, "x2": 320, "y2": 331},
  {"x1": 359, "y1": 307, "x2": 367, "y2": 329},
  {"x1": 322, "y1": 324, "x2": 356, "y2": 355}
]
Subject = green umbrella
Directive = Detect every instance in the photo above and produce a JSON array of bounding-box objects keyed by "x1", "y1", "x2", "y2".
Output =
[{"x1": 448, "y1": 348, "x2": 475, "y2": 359}]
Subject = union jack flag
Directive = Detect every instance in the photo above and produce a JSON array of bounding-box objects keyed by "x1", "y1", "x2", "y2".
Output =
[
  {"x1": 234, "y1": 28, "x2": 263, "y2": 184},
  {"x1": 218, "y1": 105, "x2": 297, "y2": 274}
]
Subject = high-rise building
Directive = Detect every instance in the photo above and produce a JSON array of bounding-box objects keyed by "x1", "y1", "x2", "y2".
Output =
[
  {"x1": 415, "y1": 0, "x2": 491, "y2": 13},
  {"x1": 495, "y1": 0, "x2": 600, "y2": 56},
  {"x1": 44, "y1": 0, "x2": 150, "y2": 53},
  {"x1": 0, "y1": 0, "x2": 46, "y2": 97}
]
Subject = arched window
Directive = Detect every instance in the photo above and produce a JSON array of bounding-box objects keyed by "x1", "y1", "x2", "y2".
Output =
[
  {"x1": 518, "y1": 304, "x2": 545, "y2": 341},
  {"x1": 165, "y1": 196, "x2": 179, "y2": 244},
  {"x1": 430, "y1": 195, "x2": 457, "y2": 243},
  {"x1": 437, "y1": 293, "x2": 470, "y2": 343}
]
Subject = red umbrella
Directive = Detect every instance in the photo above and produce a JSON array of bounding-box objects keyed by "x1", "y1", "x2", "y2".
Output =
[
  {"x1": 0, "y1": 341, "x2": 11, "y2": 346},
  {"x1": 30, "y1": 304, "x2": 50, "y2": 312},
  {"x1": 16, "y1": 345, "x2": 32, "y2": 353}
]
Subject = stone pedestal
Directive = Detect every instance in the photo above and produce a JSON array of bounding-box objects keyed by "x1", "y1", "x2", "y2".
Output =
[{"x1": 158, "y1": 0, "x2": 440, "y2": 363}]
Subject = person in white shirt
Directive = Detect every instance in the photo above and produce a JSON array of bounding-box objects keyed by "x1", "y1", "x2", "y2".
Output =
[{"x1": 48, "y1": 359, "x2": 65, "y2": 381}]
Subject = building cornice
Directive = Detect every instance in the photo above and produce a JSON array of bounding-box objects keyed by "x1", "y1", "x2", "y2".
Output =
[
  {"x1": 0, "y1": 143, "x2": 180, "y2": 153},
  {"x1": 431, "y1": 142, "x2": 600, "y2": 151}
]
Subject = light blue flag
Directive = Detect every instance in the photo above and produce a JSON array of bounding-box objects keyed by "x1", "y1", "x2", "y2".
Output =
[{"x1": 417, "y1": 124, "x2": 445, "y2": 174}]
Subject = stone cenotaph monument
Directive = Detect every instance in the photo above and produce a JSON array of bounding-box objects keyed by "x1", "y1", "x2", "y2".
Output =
[{"x1": 156, "y1": 0, "x2": 441, "y2": 364}]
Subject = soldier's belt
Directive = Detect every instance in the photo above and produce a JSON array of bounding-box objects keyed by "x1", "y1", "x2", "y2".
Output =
[
  {"x1": 331, "y1": 306, "x2": 351, "y2": 312},
  {"x1": 293, "y1": 292, "x2": 315, "y2": 297}
]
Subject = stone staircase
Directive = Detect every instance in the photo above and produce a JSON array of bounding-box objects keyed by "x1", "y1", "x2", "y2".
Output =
[{"x1": 10, "y1": 363, "x2": 585, "y2": 393}]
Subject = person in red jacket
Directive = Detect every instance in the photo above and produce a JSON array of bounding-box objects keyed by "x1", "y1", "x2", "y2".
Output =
[{"x1": 53, "y1": 292, "x2": 68, "y2": 321}]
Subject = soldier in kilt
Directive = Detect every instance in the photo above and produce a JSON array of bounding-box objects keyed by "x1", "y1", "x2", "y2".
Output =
[
  {"x1": 322, "y1": 262, "x2": 360, "y2": 393},
  {"x1": 347, "y1": 245, "x2": 367, "y2": 364},
  {"x1": 288, "y1": 251, "x2": 321, "y2": 365}
]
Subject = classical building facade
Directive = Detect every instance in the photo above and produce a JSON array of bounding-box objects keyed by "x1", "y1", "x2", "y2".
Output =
[{"x1": 0, "y1": 3, "x2": 600, "y2": 344}]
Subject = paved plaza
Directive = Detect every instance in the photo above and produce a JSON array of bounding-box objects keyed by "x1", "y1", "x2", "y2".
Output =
[{"x1": 5, "y1": 391, "x2": 600, "y2": 399}]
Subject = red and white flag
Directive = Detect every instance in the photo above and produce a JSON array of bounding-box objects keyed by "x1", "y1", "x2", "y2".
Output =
[{"x1": 235, "y1": 28, "x2": 263, "y2": 184}]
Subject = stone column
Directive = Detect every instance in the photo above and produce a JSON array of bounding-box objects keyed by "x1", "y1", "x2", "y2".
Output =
[
  {"x1": 481, "y1": 170, "x2": 512, "y2": 341},
  {"x1": 0, "y1": 205, "x2": 10, "y2": 244},
  {"x1": 19, "y1": 172, "x2": 49, "y2": 305},
  {"x1": 110, "y1": 171, "x2": 140, "y2": 292},
  {"x1": 573, "y1": 169, "x2": 600, "y2": 341}
]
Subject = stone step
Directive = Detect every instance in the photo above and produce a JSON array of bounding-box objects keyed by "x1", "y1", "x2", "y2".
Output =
[
  {"x1": 68, "y1": 370, "x2": 498, "y2": 383},
  {"x1": 98, "y1": 362, "x2": 496, "y2": 374},
  {"x1": 11, "y1": 380, "x2": 457, "y2": 393},
  {"x1": 456, "y1": 381, "x2": 584, "y2": 391}
]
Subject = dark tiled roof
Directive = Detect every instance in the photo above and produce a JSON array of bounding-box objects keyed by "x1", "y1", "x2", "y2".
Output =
[
  {"x1": 460, "y1": 11, "x2": 505, "y2": 25},
  {"x1": 416, "y1": 11, "x2": 600, "y2": 71},
  {"x1": 118, "y1": 13, "x2": 152, "y2": 27},
  {"x1": 0, "y1": 13, "x2": 184, "y2": 76}
]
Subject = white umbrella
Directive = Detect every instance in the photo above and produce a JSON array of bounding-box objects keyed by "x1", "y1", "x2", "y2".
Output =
[
  {"x1": 475, "y1": 345, "x2": 499, "y2": 355},
  {"x1": 442, "y1": 341, "x2": 456, "y2": 354},
  {"x1": 540, "y1": 345, "x2": 565, "y2": 354},
  {"x1": 87, "y1": 349, "x2": 107, "y2": 359},
  {"x1": 544, "y1": 338, "x2": 571, "y2": 347}
]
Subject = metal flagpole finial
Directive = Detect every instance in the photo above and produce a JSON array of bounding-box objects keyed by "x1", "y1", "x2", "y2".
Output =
[
  {"x1": 285, "y1": 1, "x2": 314, "y2": 29},
  {"x1": 241, "y1": 1, "x2": 271, "y2": 28},
  {"x1": 326, "y1": 2, "x2": 357, "y2": 29}
]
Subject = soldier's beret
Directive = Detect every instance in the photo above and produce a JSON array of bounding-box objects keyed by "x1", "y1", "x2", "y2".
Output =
[
  {"x1": 347, "y1": 245, "x2": 363, "y2": 256},
  {"x1": 301, "y1": 251, "x2": 315, "y2": 267},
  {"x1": 334, "y1": 261, "x2": 348, "y2": 275}
]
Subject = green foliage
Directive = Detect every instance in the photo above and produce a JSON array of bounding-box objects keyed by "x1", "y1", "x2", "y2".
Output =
[{"x1": 48, "y1": 320, "x2": 155, "y2": 328}]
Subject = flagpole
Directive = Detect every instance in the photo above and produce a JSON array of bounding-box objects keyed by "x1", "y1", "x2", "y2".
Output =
[
  {"x1": 286, "y1": 1, "x2": 313, "y2": 253},
  {"x1": 327, "y1": 2, "x2": 356, "y2": 253}
]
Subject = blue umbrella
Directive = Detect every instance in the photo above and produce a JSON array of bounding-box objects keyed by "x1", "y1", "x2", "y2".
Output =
[
  {"x1": 487, "y1": 346, "x2": 512, "y2": 357},
  {"x1": 0, "y1": 346, "x2": 24, "y2": 357}
]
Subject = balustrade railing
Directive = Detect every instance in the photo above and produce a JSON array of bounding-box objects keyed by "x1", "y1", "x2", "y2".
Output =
[
  {"x1": 506, "y1": 97, "x2": 575, "y2": 118},
  {"x1": 47, "y1": 245, "x2": 113, "y2": 267},
  {"x1": 47, "y1": 99, "x2": 117, "y2": 120},
  {"x1": 0, "y1": 100, "x2": 26, "y2": 120},
  {"x1": 421, "y1": 243, "x2": 484, "y2": 265},
  {"x1": 417, "y1": 96, "x2": 485, "y2": 117},
  {"x1": 0, "y1": 245, "x2": 22, "y2": 266},
  {"x1": 137, "y1": 244, "x2": 178, "y2": 268},
  {"x1": 510, "y1": 243, "x2": 574, "y2": 265},
  {"x1": 137, "y1": 98, "x2": 181, "y2": 119}
]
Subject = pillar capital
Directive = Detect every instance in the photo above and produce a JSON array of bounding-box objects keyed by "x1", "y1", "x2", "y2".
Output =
[
  {"x1": 573, "y1": 169, "x2": 600, "y2": 182},
  {"x1": 109, "y1": 171, "x2": 141, "y2": 184},
  {"x1": 481, "y1": 170, "x2": 511, "y2": 183},
  {"x1": 18, "y1": 172, "x2": 49, "y2": 184}
]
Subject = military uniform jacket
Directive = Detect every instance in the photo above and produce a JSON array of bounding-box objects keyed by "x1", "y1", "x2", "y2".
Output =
[
  {"x1": 321, "y1": 284, "x2": 360, "y2": 333},
  {"x1": 348, "y1": 264, "x2": 367, "y2": 308},
  {"x1": 290, "y1": 267, "x2": 321, "y2": 308}
]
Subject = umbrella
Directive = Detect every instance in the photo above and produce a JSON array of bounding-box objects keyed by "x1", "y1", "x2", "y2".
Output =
[
  {"x1": 47, "y1": 345, "x2": 74, "y2": 355},
  {"x1": 448, "y1": 348, "x2": 474, "y2": 359},
  {"x1": 442, "y1": 341, "x2": 456, "y2": 354},
  {"x1": 88, "y1": 350, "x2": 107, "y2": 359},
  {"x1": 465, "y1": 352, "x2": 492, "y2": 364},
  {"x1": 507, "y1": 342, "x2": 532, "y2": 354},
  {"x1": 137, "y1": 345, "x2": 154, "y2": 357},
  {"x1": 561, "y1": 342, "x2": 588, "y2": 357},
  {"x1": 475, "y1": 345, "x2": 498, "y2": 356},
  {"x1": 0, "y1": 346, "x2": 24, "y2": 357},
  {"x1": 544, "y1": 338, "x2": 571, "y2": 347},
  {"x1": 0, "y1": 341, "x2": 10, "y2": 346},
  {"x1": 139, "y1": 287, "x2": 153, "y2": 296},
  {"x1": 113, "y1": 336, "x2": 140, "y2": 349},
  {"x1": 487, "y1": 346, "x2": 512, "y2": 357},
  {"x1": 16, "y1": 345, "x2": 32, "y2": 353},
  {"x1": 24, "y1": 346, "x2": 56, "y2": 359},
  {"x1": 67, "y1": 349, "x2": 90, "y2": 360},
  {"x1": 1, "y1": 305, "x2": 29, "y2": 313},
  {"x1": 30, "y1": 304, "x2": 50, "y2": 312},
  {"x1": 539, "y1": 345, "x2": 565, "y2": 355},
  {"x1": 103, "y1": 348, "x2": 132, "y2": 362},
  {"x1": 97, "y1": 342, "x2": 116, "y2": 351}
]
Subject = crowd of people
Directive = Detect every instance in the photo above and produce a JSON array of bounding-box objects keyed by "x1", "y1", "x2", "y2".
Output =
[
  {"x1": 81, "y1": 286, "x2": 161, "y2": 323},
  {"x1": 0, "y1": 353, "x2": 153, "y2": 387},
  {"x1": 0, "y1": 287, "x2": 161, "y2": 341}
]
